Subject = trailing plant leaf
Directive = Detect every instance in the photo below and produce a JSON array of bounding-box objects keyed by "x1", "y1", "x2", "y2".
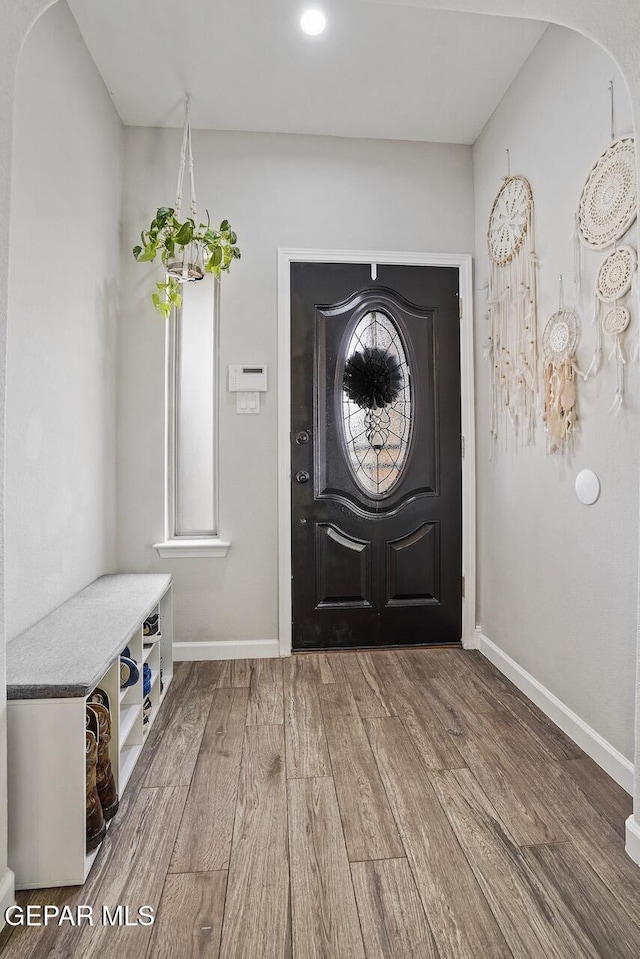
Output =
[
  {"x1": 138, "y1": 244, "x2": 159, "y2": 262},
  {"x1": 174, "y1": 219, "x2": 195, "y2": 246},
  {"x1": 151, "y1": 277, "x2": 183, "y2": 317},
  {"x1": 133, "y1": 206, "x2": 240, "y2": 314},
  {"x1": 156, "y1": 207, "x2": 174, "y2": 227},
  {"x1": 151, "y1": 293, "x2": 171, "y2": 317},
  {"x1": 208, "y1": 246, "x2": 223, "y2": 270}
]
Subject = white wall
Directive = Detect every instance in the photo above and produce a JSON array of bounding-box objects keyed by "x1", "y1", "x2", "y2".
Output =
[
  {"x1": 118, "y1": 129, "x2": 474, "y2": 649},
  {"x1": 5, "y1": 0, "x2": 123, "y2": 639},
  {"x1": 474, "y1": 25, "x2": 637, "y2": 761}
]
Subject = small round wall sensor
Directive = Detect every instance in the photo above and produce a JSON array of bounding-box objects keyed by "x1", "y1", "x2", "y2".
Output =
[{"x1": 575, "y1": 469, "x2": 600, "y2": 505}]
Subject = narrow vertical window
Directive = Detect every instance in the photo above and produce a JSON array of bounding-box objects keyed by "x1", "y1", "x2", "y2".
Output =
[
  {"x1": 171, "y1": 277, "x2": 217, "y2": 536},
  {"x1": 155, "y1": 275, "x2": 229, "y2": 557}
]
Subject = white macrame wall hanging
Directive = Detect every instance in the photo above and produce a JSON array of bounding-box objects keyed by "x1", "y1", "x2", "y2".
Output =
[
  {"x1": 590, "y1": 242, "x2": 637, "y2": 412},
  {"x1": 575, "y1": 82, "x2": 637, "y2": 412},
  {"x1": 486, "y1": 163, "x2": 538, "y2": 444},
  {"x1": 577, "y1": 137, "x2": 637, "y2": 254},
  {"x1": 542, "y1": 278, "x2": 582, "y2": 453},
  {"x1": 588, "y1": 244, "x2": 636, "y2": 379},
  {"x1": 602, "y1": 304, "x2": 632, "y2": 414}
]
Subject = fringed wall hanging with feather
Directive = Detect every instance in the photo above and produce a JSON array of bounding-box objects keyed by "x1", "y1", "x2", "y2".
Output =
[
  {"x1": 602, "y1": 305, "x2": 632, "y2": 414},
  {"x1": 575, "y1": 81, "x2": 637, "y2": 411},
  {"x1": 486, "y1": 159, "x2": 538, "y2": 444},
  {"x1": 593, "y1": 245, "x2": 636, "y2": 412},
  {"x1": 542, "y1": 277, "x2": 582, "y2": 453}
]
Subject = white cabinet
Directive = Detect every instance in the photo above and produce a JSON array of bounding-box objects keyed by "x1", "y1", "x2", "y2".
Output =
[{"x1": 6, "y1": 575, "x2": 173, "y2": 889}]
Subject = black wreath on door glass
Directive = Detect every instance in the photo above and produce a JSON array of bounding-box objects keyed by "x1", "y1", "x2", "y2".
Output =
[{"x1": 343, "y1": 347, "x2": 403, "y2": 410}]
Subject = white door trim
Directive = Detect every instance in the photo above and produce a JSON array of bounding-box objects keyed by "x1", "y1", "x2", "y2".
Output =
[{"x1": 277, "y1": 248, "x2": 476, "y2": 657}]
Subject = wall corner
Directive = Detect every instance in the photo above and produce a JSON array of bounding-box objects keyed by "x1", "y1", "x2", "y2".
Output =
[
  {"x1": 625, "y1": 815, "x2": 640, "y2": 867},
  {"x1": 0, "y1": 866, "x2": 15, "y2": 928}
]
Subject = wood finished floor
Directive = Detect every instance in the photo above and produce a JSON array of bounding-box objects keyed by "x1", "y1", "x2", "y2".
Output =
[{"x1": 1, "y1": 648, "x2": 638, "y2": 959}]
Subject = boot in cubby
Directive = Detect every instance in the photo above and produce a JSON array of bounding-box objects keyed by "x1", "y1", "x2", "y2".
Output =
[
  {"x1": 86, "y1": 707, "x2": 106, "y2": 851},
  {"x1": 88, "y1": 693, "x2": 119, "y2": 821}
]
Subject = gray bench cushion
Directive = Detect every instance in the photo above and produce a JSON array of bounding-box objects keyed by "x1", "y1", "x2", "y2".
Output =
[{"x1": 6, "y1": 573, "x2": 172, "y2": 699}]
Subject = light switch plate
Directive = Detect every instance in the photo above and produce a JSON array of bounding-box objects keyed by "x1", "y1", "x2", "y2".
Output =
[{"x1": 236, "y1": 391, "x2": 260, "y2": 414}]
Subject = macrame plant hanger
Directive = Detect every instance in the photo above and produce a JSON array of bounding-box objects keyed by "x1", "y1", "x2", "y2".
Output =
[
  {"x1": 168, "y1": 95, "x2": 204, "y2": 282},
  {"x1": 487, "y1": 148, "x2": 538, "y2": 446}
]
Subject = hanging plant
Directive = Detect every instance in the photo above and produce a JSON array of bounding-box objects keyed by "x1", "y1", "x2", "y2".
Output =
[
  {"x1": 133, "y1": 208, "x2": 240, "y2": 316},
  {"x1": 343, "y1": 347, "x2": 403, "y2": 410},
  {"x1": 133, "y1": 96, "x2": 240, "y2": 317}
]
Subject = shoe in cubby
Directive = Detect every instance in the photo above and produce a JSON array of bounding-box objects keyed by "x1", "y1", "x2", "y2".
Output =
[
  {"x1": 87, "y1": 689, "x2": 119, "y2": 821},
  {"x1": 143, "y1": 613, "x2": 160, "y2": 638},
  {"x1": 85, "y1": 708, "x2": 106, "y2": 851},
  {"x1": 120, "y1": 656, "x2": 139, "y2": 690}
]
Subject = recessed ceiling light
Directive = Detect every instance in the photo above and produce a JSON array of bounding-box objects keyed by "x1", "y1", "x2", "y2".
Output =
[{"x1": 300, "y1": 10, "x2": 327, "y2": 36}]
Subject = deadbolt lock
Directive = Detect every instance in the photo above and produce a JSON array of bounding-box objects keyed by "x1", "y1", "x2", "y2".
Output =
[
  {"x1": 295, "y1": 430, "x2": 311, "y2": 445},
  {"x1": 295, "y1": 470, "x2": 310, "y2": 484}
]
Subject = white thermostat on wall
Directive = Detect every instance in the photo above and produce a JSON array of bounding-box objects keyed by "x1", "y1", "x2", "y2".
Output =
[
  {"x1": 228, "y1": 364, "x2": 268, "y2": 392},
  {"x1": 228, "y1": 365, "x2": 268, "y2": 415}
]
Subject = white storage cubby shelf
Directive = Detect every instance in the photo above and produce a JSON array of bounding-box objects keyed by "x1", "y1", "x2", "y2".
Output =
[{"x1": 6, "y1": 574, "x2": 173, "y2": 890}]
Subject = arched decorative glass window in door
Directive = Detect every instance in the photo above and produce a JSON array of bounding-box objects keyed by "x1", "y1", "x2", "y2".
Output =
[{"x1": 342, "y1": 310, "x2": 413, "y2": 496}]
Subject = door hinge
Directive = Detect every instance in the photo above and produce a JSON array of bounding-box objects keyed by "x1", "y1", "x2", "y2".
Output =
[
  {"x1": 461, "y1": 435, "x2": 465, "y2": 458},
  {"x1": 462, "y1": 575, "x2": 465, "y2": 598},
  {"x1": 458, "y1": 296, "x2": 463, "y2": 320}
]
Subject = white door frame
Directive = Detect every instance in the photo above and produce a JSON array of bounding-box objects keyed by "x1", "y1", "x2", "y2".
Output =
[{"x1": 277, "y1": 248, "x2": 476, "y2": 657}]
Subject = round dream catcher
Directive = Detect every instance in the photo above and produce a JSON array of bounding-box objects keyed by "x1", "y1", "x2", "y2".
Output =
[
  {"x1": 602, "y1": 306, "x2": 631, "y2": 414},
  {"x1": 587, "y1": 244, "x2": 637, "y2": 407},
  {"x1": 343, "y1": 347, "x2": 403, "y2": 410},
  {"x1": 486, "y1": 173, "x2": 538, "y2": 444},
  {"x1": 596, "y1": 245, "x2": 636, "y2": 301},
  {"x1": 543, "y1": 310, "x2": 578, "y2": 361},
  {"x1": 603, "y1": 304, "x2": 631, "y2": 337},
  {"x1": 575, "y1": 88, "x2": 638, "y2": 412},
  {"x1": 578, "y1": 137, "x2": 637, "y2": 249},
  {"x1": 487, "y1": 175, "x2": 533, "y2": 267},
  {"x1": 542, "y1": 305, "x2": 580, "y2": 454}
]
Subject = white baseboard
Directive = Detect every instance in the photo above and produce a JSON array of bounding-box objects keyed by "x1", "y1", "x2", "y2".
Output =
[
  {"x1": 462, "y1": 625, "x2": 480, "y2": 650},
  {"x1": 477, "y1": 631, "x2": 634, "y2": 795},
  {"x1": 0, "y1": 867, "x2": 15, "y2": 929},
  {"x1": 174, "y1": 639, "x2": 280, "y2": 661},
  {"x1": 626, "y1": 816, "x2": 640, "y2": 865}
]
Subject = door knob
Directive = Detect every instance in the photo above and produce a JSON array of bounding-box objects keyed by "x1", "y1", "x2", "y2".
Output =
[{"x1": 295, "y1": 470, "x2": 310, "y2": 484}]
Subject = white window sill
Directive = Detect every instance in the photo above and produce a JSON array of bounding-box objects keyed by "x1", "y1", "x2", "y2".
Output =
[{"x1": 153, "y1": 539, "x2": 231, "y2": 559}]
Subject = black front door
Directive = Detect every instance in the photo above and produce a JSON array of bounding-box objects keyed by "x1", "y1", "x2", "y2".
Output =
[{"x1": 291, "y1": 263, "x2": 462, "y2": 650}]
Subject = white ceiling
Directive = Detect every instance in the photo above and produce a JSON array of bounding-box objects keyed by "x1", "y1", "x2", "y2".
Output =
[{"x1": 67, "y1": 0, "x2": 547, "y2": 144}]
